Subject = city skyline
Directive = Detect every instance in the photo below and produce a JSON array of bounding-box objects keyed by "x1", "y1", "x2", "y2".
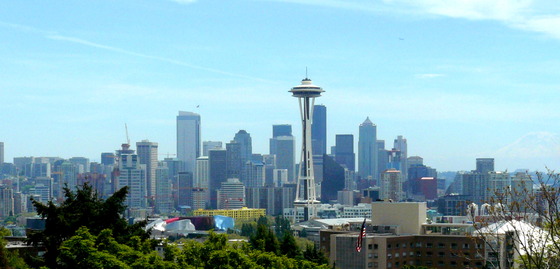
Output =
[{"x1": 2, "y1": 1, "x2": 560, "y2": 171}]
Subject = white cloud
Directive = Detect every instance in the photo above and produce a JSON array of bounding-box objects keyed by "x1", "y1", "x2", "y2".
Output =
[{"x1": 265, "y1": 0, "x2": 560, "y2": 40}]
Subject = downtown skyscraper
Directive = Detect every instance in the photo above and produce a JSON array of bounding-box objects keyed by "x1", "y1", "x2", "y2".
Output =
[
  {"x1": 136, "y1": 140, "x2": 158, "y2": 198},
  {"x1": 177, "y1": 111, "x2": 201, "y2": 173},
  {"x1": 311, "y1": 104, "x2": 327, "y2": 156},
  {"x1": 358, "y1": 117, "x2": 377, "y2": 180},
  {"x1": 270, "y1": 125, "x2": 295, "y2": 182}
]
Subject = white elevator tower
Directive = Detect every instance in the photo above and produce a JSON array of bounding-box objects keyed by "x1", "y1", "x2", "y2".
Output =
[{"x1": 290, "y1": 77, "x2": 324, "y2": 222}]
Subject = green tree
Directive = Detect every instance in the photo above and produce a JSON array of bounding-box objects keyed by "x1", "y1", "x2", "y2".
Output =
[
  {"x1": 280, "y1": 232, "x2": 301, "y2": 259},
  {"x1": 250, "y1": 223, "x2": 279, "y2": 255},
  {"x1": 302, "y1": 243, "x2": 328, "y2": 265},
  {"x1": 28, "y1": 183, "x2": 150, "y2": 268},
  {"x1": 274, "y1": 216, "x2": 291, "y2": 238}
]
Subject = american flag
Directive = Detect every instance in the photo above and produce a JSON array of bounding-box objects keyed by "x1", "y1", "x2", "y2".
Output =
[{"x1": 355, "y1": 217, "x2": 367, "y2": 252}]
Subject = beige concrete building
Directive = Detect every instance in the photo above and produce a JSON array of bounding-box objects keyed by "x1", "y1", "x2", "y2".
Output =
[{"x1": 371, "y1": 202, "x2": 426, "y2": 235}]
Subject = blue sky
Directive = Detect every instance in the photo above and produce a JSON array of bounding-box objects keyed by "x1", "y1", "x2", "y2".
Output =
[{"x1": 1, "y1": 0, "x2": 560, "y2": 171}]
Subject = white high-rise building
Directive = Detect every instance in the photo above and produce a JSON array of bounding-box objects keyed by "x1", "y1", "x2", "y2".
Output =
[
  {"x1": 273, "y1": 169, "x2": 288, "y2": 187},
  {"x1": 117, "y1": 153, "x2": 147, "y2": 209},
  {"x1": 136, "y1": 140, "x2": 158, "y2": 198},
  {"x1": 393, "y1": 136, "x2": 408, "y2": 180},
  {"x1": 155, "y1": 164, "x2": 173, "y2": 214},
  {"x1": 380, "y1": 168, "x2": 404, "y2": 202},
  {"x1": 177, "y1": 111, "x2": 201, "y2": 173},
  {"x1": 194, "y1": 156, "x2": 209, "y2": 209},
  {"x1": 217, "y1": 178, "x2": 245, "y2": 210}
]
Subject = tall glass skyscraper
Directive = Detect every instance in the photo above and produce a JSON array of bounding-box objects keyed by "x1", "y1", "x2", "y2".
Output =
[
  {"x1": 358, "y1": 117, "x2": 377, "y2": 179},
  {"x1": 177, "y1": 111, "x2": 201, "y2": 173},
  {"x1": 335, "y1": 134, "x2": 355, "y2": 171},
  {"x1": 311, "y1": 105, "x2": 327, "y2": 156}
]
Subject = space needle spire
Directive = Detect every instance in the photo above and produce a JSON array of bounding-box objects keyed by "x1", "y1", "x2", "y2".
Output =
[{"x1": 290, "y1": 76, "x2": 324, "y2": 222}]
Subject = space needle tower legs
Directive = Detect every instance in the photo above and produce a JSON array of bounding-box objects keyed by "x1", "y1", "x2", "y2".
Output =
[{"x1": 290, "y1": 77, "x2": 324, "y2": 222}]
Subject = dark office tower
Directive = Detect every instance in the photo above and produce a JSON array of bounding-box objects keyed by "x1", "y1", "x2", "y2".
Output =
[
  {"x1": 377, "y1": 140, "x2": 388, "y2": 180},
  {"x1": 393, "y1": 136, "x2": 408, "y2": 181},
  {"x1": 476, "y1": 158, "x2": 494, "y2": 174},
  {"x1": 272, "y1": 124, "x2": 292, "y2": 137},
  {"x1": 322, "y1": 154, "x2": 345, "y2": 203},
  {"x1": 408, "y1": 163, "x2": 438, "y2": 199},
  {"x1": 270, "y1": 133, "x2": 295, "y2": 182},
  {"x1": 225, "y1": 141, "x2": 241, "y2": 179},
  {"x1": 358, "y1": 117, "x2": 377, "y2": 179},
  {"x1": 234, "y1": 130, "x2": 252, "y2": 181},
  {"x1": 101, "y1": 153, "x2": 116, "y2": 166},
  {"x1": 136, "y1": 140, "x2": 158, "y2": 198},
  {"x1": 387, "y1": 149, "x2": 402, "y2": 171},
  {"x1": 311, "y1": 105, "x2": 327, "y2": 156},
  {"x1": 208, "y1": 149, "x2": 227, "y2": 209},
  {"x1": 177, "y1": 171, "x2": 194, "y2": 208},
  {"x1": 177, "y1": 111, "x2": 201, "y2": 173},
  {"x1": 335, "y1": 134, "x2": 355, "y2": 171}
]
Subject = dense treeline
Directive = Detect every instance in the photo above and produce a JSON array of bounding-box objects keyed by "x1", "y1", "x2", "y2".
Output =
[{"x1": 1, "y1": 184, "x2": 329, "y2": 268}]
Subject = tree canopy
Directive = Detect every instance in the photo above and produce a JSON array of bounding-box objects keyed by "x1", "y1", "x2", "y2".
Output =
[{"x1": 27, "y1": 183, "x2": 150, "y2": 268}]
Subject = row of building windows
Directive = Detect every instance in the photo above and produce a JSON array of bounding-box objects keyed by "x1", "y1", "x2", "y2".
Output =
[
  {"x1": 368, "y1": 260, "x2": 484, "y2": 268},
  {"x1": 370, "y1": 251, "x2": 484, "y2": 260}
]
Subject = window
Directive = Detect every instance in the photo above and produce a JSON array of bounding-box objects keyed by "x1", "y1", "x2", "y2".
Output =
[
  {"x1": 395, "y1": 253, "x2": 399, "y2": 258},
  {"x1": 387, "y1": 262, "x2": 392, "y2": 268},
  {"x1": 368, "y1": 262, "x2": 373, "y2": 268},
  {"x1": 463, "y1": 243, "x2": 470, "y2": 249},
  {"x1": 438, "y1": 252, "x2": 445, "y2": 257},
  {"x1": 438, "y1": 261, "x2": 445, "y2": 266},
  {"x1": 450, "y1": 261, "x2": 457, "y2": 266},
  {"x1": 438, "y1": 243, "x2": 445, "y2": 248},
  {"x1": 368, "y1": 253, "x2": 372, "y2": 258},
  {"x1": 388, "y1": 244, "x2": 392, "y2": 249},
  {"x1": 476, "y1": 243, "x2": 483, "y2": 249},
  {"x1": 426, "y1": 251, "x2": 433, "y2": 257},
  {"x1": 368, "y1": 244, "x2": 373, "y2": 250},
  {"x1": 426, "y1": 243, "x2": 433, "y2": 248},
  {"x1": 416, "y1": 242, "x2": 422, "y2": 247},
  {"x1": 463, "y1": 262, "x2": 471, "y2": 267},
  {"x1": 402, "y1": 252, "x2": 407, "y2": 257},
  {"x1": 451, "y1": 243, "x2": 458, "y2": 249},
  {"x1": 388, "y1": 254, "x2": 392, "y2": 259},
  {"x1": 426, "y1": 261, "x2": 433, "y2": 266},
  {"x1": 373, "y1": 253, "x2": 378, "y2": 258},
  {"x1": 374, "y1": 244, "x2": 379, "y2": 250}
]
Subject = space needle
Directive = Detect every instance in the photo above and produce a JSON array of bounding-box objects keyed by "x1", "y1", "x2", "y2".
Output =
[{"x1": 290, "y1": 76, "x2": 324, "y2": 222}]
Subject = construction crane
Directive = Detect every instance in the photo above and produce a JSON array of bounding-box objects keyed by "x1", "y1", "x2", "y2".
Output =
[{"x1": 125, "y1": 123, "x2": 130, "y2": 145}]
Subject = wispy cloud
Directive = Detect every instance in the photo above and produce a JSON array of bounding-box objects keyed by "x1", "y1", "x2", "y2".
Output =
[
  {"x1": 415, "y1": 73, "x2": 444, "y2": 79},
  {"x1": 0, "y1": 21, "x2": 273, "y2": 83},
  {"x1": 265, "y1": 0, "x2": 560, "y2": 40},
  {"x1": 46, "y1": 34, "x2": 273, "y2": 82}
]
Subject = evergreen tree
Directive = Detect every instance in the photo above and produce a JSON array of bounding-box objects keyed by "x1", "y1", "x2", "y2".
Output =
[{"x1": 28, "y1": 183, "x2": 150, "y2": 268}]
